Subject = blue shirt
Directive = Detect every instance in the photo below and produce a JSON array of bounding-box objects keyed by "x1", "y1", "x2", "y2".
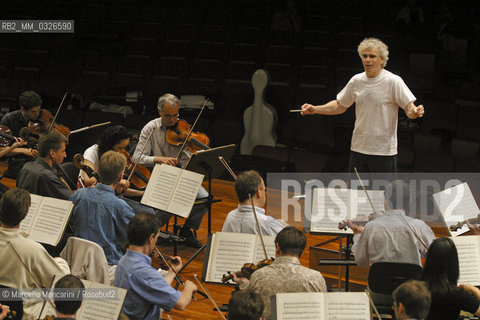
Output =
[
  {"x1": 70, "y1": 184, "x2": 135, "y2": 265},
  {"x1": 114, "y1": 250, "x2": 181, "y2": 319}
]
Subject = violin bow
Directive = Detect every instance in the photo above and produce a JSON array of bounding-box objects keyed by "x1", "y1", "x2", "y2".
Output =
[
  {"x1": 249, "y1": 193, "x2": 269, "y2": 260},
  {"x1": 69, "y1": 121, "x2": 111, "y2": 135},
  {"x1": 353, "y1": 167, "x2": 377, "y2": 215},
  {"x1": 7, "y1": 242, "x2": 57, "y2": 309},
  {"x1": 175, "y1": 99, "x2": 209, "y2": 161},
  {"x1": 48, "y1": 92, "x2": 68, "y2": 133},
  {"x1": 193, "y1": 274, "x2": 227, "y2": 320},
  {"x1": 126, "y1": 126, "x2": 155, "y2": 182},
  {"x1": 38, "y1": 275, "x2": 56, "y2": 320}
]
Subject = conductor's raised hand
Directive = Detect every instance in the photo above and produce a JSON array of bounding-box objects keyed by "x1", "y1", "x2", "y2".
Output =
[{"x1": 301, "y1": 103, "x2": 316, "y2": 115}]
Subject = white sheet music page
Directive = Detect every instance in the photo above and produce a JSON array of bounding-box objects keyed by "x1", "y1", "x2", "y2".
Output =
[
  {"x1": 141, "y1": 163, "x2": 179, "y2": 211},
  {"x1": 253, "y1": 235, "x2": 276, "y2": 262},
  {"x1": 324, "y1": 292, "x2": 370, "y2": 320},
  {"x1": 205, "y1": 232, "x2": 257, "y2": 283},
  {"x1": 19, "y1": 193, "x2": 42, "y2": 235},
  {"x1": 451, "y1": 235, "x2": 480, "y2": 286},
  {"x1": 167, "y1": 168, "x2": 204, "y2": 218},
  {"x1": 274, "y1": 292, "x2": 324, "y2": 320},
  {"x1": 433, "y1": 182, "x2": 480, "y2": 236},
  {"x1": 310, "y1": 188, "x2": 384, "y2": 233}
]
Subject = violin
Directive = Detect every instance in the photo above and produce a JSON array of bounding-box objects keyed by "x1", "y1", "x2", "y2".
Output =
[
  {"x1": 449, "y1": 214, "x2": 480, "y2": 231},
  {"x1": 120, "y1": 149, "x2": 151, "y2": 189},
  {"x1": 28, "y1": 108, "x2": 70, "y2": 138},
  {"x1": 166, "y1": 119, "x2": 210, "y2": 153},
  {"x1": 338, "y1": 212, "x2": 380, "y2": 230},
  {"x1": 73, "y1": 153, "x2": 100, "y2": 183},
  {"x1": 0, "y1": 126, "x2": 15, "y2": 147},
  {"x1": 221, "y1": 258, "x2": 274, "y2": 283}
]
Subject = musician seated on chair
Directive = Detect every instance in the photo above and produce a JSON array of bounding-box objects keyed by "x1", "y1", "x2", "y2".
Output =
[
  {"x1": 392, "y1": 280, "x2": 431, "y2": 320},
  {"x1": 349, "y1": 180, "x2": 435, "y2": 267},
  {"x1": 234, "y1": 226, "x2": 327, "y2": 320},
  {"x1": 0, "y1": 188, "x2": 69, "y2": 319},
  {"x1": 222, "y1": 170, "x2": 287, "y2": 236},
  {"x1": 132, "y1": 93, "x2": 208, "y2": 248},
  {"x1": 17, "y1": 131, "x2": 72, "y2": 200},
  {"x1": 53, "y1": 274, "x2": 85, "y2": 319},
  {"x1": 115, "y1": 212, "x2": 197, "y2": 320},
  {"x1": 70, "y1": 151, "x2": 135, "y2": 270}
]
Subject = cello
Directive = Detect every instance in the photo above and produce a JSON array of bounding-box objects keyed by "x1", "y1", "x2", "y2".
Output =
[{"x1": 240, "y1": 69, "x2": 278, "y2": 155}]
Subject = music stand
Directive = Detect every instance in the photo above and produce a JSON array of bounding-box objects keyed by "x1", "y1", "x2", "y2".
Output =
[{"x1": 172, "y1": 144, "x2": 236, "y2": 281}]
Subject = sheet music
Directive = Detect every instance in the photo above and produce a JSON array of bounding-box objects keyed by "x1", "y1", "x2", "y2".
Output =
[
  {"x1": 451, "y1": 235, "x2": 480, "y2": 286},
  {"x1": 28, "y1": 197, "x2": 72, "y2": 245},
  {"x1": 205, "y1": 232, "x2": 256, "y2": 283},
  {"x1": 310, "y1": 188, "x2": 384, "y2": 233},
  {"x1": 274, "y1": 292, "x2": 324, "y2": 320},
  {"x1": 141, "y1": 164, "x2": 204, "y2": 218},
  {"x1": 325, "y1": 292, "x2": 370, "y2": 320},
  {"x1": 433, "y1": 182, "x2": 480, "y2": 236},
  {"x1": 253, "y1": 235, "x2": 276, "y2": 261},
  {"x1": 167, "y1": 169, "x2": 204, "y2": 218},
  {"x1": 19, "y1": 193, "x2": 42, "y2": 234}
]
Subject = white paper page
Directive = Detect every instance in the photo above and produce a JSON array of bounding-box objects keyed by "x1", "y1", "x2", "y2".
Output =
[
  {"x1": 433, "y1": 182, "x2": 480, "y2": 236},
  {"x1": 325, "y1": 292, "x2": 370, "y2": 320},
  {"x1": 28, "y1": 196, "x2": 73, "y2": 246},
  {"x1": 19, "y1": 193, "x2": 42, "y2": 234},
  {"x1": 205, "y1": 232, "x2": 256, "y2": 283},
  {"x1": 274, "y1": 292, "x2": 324, "y2": 320},
  {"x1": 310, "y1": 188, "x2": 384, "y2": 233},
  {"x1": 167, "y1": 169, "x2": 204, "y2": 218},
  {"x1": 253, "y1": 235, "x2": 276, "y2": 262},
  {"x1": 77, "y1": 280, "x2": 127, "y2": 320},
  {"x1": 141, "y1": 164, "x2": 180, "y2": 211},
  {"x1": 451, "y1": 235, "x2": 480, "y2": 286}
]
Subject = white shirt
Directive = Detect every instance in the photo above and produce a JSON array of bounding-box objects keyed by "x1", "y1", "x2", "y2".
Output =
[
  {"x1": 222, "y1": 205, "x2": 285, "y2": 236},
  {"x1": 351, "y1": 209, "x2": 435, "y2": 267},
  {"x1": 337, "y1": 69, "x2": 416, "y2": 156},
  {"x1": 132, "y1": 118, "x2": 190, "y2": 167}
]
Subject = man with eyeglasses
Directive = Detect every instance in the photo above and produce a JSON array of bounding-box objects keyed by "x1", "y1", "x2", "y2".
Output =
[
  {"x1": 132, "y1": 93, "x2": 208, "y2": 248},
  {"x1": 301, "y1": 38, "x2": 424, "y2": 173}
]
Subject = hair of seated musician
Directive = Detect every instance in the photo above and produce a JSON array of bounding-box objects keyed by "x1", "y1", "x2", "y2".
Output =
[
  {"x1": 235, "y1": 170, "x2": 263, "y2": 203},
  {"x1": 98, "y1": 125, "x2": 129, "y2": 158},
  {"x1": 384, "y1": 179, "x2": 413, "y2": 212},
  {"x1": 157, "y1": 93, "x2": 180, "y2": 112},
  {"x1": 421, "y1": 237, "x2": 459, "y2": 287},
  {"x1": 38, "y1": 131, "x2": 68, "y2": 158},
  {"x1": 392, "y1": 280, "x2": 431, "y2": 320},
  {"x1": 19, "y1": 90, "x2": 42, "y2": 110},
  {"x1": 275, "y1": 226, "x2": 306, "y2": 257},
  {"x1": 0, "y1": 188, "x2": 31, "y2": 227},
  {"x1": 54, "y1": 274, "x2": 85, "y2": 316},
  {"x1": 127, "y1": 212, "x2": 162, "y2": 246},
  {"x1": 228, "y1": 290, "x2": 264, "y2": 320},
  {"x1": 98, "y1": 150, "x2": 126, "y2": 185}
]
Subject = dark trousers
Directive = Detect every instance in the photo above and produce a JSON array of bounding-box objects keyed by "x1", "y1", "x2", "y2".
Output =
[{"x1": 348, "y1": 151, "x2": 397, "y2": 173}]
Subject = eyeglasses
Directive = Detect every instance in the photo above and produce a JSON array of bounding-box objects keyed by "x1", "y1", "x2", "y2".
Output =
[{"x1": 163, "y1": 113, "x2": 179, "y2": 119}]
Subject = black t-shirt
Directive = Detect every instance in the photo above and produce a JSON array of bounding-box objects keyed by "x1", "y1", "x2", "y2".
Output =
[
  {"x1": 427, "y1": 286, "x2": 479, "y2": 320},
  {"x1": 0, "y1": 109, "x2": 28, "y2": 136}
]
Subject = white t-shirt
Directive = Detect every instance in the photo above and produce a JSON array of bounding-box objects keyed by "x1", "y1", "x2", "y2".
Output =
[{"x1": 337, "y1": 69, "x2": 416, "y2": 156}]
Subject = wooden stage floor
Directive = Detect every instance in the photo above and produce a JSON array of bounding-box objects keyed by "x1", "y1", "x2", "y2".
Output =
[{"x1": 0, "y1": 164, "x2": 364, "y2": 320}]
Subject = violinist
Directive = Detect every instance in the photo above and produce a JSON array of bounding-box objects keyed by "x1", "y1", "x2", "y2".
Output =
[
  {"x1": 70, "y1": 151, "x2": 135, "y2": 272},
  {"x1": 0, "y1": 188, "x2": 69, "y2": 319},
  {"x1": 222, "y1": 170, "x2": 287, "y2": 236},
  {"x1": 234, "y1": 226, "x2": 326, "y2": 320},
  {"x1": 350, "y1": 180, "x2": 435, "y2": 268},
  {"x1": 52, "y1": 275, "x2": 85, "y2": 319},
  {"x1": 115, "y1": 212, "x2": 197, "y2": 320},
  {"x1": 132, "y1": 93, "x2": 208, "y2": 248},
  {"x1": 16, "y1": 131, "x2": 72, "y2": 200}
]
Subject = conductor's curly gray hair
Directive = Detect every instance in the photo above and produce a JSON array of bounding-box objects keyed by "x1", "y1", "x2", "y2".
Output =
[{"x1": 357, "y1": 37, "x2": 389, "y2": 68}]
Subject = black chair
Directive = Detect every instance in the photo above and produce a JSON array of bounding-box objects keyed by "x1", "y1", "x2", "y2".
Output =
[
  {"x1": 367, "y1": 262, "x2": 423, "y2": 318},
  {"x1": 0, "y1": 285, "x2": 23, "y2": 320}
]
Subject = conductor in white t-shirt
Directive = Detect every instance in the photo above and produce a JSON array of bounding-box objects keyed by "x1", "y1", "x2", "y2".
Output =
[{"x1": 301, "y1": 37, "x2": 424, "y2": 172}]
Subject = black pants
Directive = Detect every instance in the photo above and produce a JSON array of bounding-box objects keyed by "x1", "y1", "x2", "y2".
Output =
[{"x1": 348, "y1": 151, "x2": 397, "y2": 173}]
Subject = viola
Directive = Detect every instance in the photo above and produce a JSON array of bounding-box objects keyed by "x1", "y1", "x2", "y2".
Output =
[
  {"x1": 120, "y1": 149, "x2": 151, "y2": 189},
  {"x1": 166, "y1": 119, "x2": 210, "y2": 153},
  {"x1": 338, "y1": 212, "x2": 379, "y2": 230},
  {"x1": 221, "y1": 258, "x2": 274, "y2": 283}
]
